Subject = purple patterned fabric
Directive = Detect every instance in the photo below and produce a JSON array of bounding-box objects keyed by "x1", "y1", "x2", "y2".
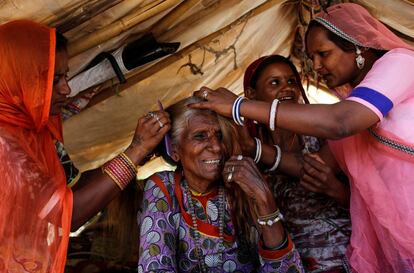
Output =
[
  {"x1": 270, "y1": 136, "x2": 351, "y2": 272},
  {"x1": 137, "y1": 171, "x2": 304, "y2": 273}
]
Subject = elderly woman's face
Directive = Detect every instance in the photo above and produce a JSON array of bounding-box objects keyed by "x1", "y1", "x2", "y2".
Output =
[
  {"x1": 306, "y1": 26, "x2": 358, "y2": 88},
  {"x1": 174, "y1": 113, "x2": 225, "y2": 185}
]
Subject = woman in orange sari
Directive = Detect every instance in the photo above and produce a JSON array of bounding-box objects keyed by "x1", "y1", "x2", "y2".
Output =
[{"x1": 0, "y1": 20, "x2": 169, "y2": 273}]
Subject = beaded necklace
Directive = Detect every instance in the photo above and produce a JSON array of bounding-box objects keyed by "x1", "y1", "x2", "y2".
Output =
[{"x1": 183, "y1": 179, "x2": 225, "y2": 273}]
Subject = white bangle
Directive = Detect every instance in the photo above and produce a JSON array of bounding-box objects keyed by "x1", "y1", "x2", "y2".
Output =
[
  {"x1": 269, "y1": 99, "x2": 279, "y2": 131},
  {"x1": 253, "y1": 137, "x2": 262, "y2": 164},
  {"x1": 266, "y1": 144, "x2": 281, "y2": 172},
  {"x1": 232, "y1": 96, "x2": 245, "y2": 126}
]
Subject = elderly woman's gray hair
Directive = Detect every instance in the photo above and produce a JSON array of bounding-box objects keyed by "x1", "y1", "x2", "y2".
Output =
[{"x1": 166, "y1": 96, "x2": 216, "y2": 146}]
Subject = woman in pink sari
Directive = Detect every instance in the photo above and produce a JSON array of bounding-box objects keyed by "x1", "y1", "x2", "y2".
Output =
[{"x1": 190, "y1": 3, "x2": 414, "y2": 273}]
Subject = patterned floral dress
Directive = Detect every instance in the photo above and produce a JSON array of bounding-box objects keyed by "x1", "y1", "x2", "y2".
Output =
[
  {"x1": 269, "y1": 136, "x2": 351, "y2": 273},
  {"x1": 137, "y1": 171, "x2": 304, "y2": 273}
]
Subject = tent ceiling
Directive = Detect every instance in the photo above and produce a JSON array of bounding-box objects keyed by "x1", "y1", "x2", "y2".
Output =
[{"x1": 0, "y1": 0, "x2": 413, "y2": 171}]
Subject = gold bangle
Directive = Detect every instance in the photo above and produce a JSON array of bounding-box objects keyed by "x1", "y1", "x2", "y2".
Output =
[
  {"x1": 120, "y1": 152, "x2": 137, "y2": 171},
  {"x1": 258, "y1": 209, "x2": 280, "y2": 221},
  {"x1": 257, "y1": 210, "x2": 284, "y2": 227}
]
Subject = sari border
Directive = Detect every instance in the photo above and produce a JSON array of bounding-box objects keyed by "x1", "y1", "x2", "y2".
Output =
[{"x1": 368, "y1": 128, "x2": 414, "y2": 161}]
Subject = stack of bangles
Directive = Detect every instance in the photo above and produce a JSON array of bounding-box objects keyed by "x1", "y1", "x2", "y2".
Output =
[
  {"x1": 257, "y1": 209, "x2": 292, "y2": 251},
  {"x1": 257, "y1": 209, "x2": 283, "y2": 227},
  {"x1": 102, "y1": 152, "x2": 137, "y2": 190},
  {"x1": 232, "y1": 96, "x2": 246, "y2": 126}
]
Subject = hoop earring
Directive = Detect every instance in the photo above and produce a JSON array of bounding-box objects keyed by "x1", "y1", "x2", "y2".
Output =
[{"x1": 355, "y1": 46, "x2": 365, "y2": 70}]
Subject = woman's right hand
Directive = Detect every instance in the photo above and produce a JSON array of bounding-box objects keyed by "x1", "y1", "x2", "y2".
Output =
[
  {"x1": 223, "y1": 156, "x2": 275, "y2": 212},
  {"x1": 191, "y1": 86, "x2": 238, "y2": 118},
  {"x1": 128, "y1": 110, "x2": 171, "y2": 161},
  {"x1": 301, "y1": 153, "x2": 350, "y2": 207},
  {"x1": 223, "y1": 156, "x2": 286, "y2": 248}
]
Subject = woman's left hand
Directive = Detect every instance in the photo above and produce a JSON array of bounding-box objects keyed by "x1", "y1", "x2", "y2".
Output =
[
  {"x1": 235, "y1": 125, "x2": 256, "y2": 157},
  {"x1": 223, "y1": 156, "x2": 275, "y2": 210}
]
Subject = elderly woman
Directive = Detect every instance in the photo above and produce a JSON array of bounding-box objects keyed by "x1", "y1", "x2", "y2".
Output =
[
  {"x1": 240, "y1": 55, "x2": 351, "y2": 273},
  {"x1": 137, "y1": 96, "x2": 304, "y2": 273},
  {"x1": 191, "y1": 3, "x2": 414, "y2": 272}
]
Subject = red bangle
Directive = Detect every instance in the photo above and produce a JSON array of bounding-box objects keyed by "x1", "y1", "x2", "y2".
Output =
[
  {"x1": 258, "y1": 234, "x2": 294, "y2": 260},
  {"x1": 102, "y1": 153, "x2": 137, "y2": 190}
]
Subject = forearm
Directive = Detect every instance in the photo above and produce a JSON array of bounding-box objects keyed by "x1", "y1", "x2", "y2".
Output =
[
  {"x1": 259, "y1": 142, "x2": 303, "y2": 177},
  {"x1": 71, "y1": 170, "x2": 120, "y2": 230},
  {"x1": 255, "y1": 194, "x2": 304, "y2": 272},
  {"x1": 240, "y1": 101, "x2": 351, "y2": 139},
  {"x1": 255, "y1": 192, "x2": 285, "y2": 249},
  {"x1": 71, "y1": 145, "x2": 147, "y2": 230}
]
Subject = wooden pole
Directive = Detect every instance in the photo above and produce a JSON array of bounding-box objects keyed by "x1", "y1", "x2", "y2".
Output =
[
  {"x1": 151, "y1": 0, "x2": 199, "y2": 36},
  {"x1": 49, "y1": 0, "x2": 123, "y2": 33},
  {"x1": 68, "y1": 0, "x2": 182, "y2": 56}
]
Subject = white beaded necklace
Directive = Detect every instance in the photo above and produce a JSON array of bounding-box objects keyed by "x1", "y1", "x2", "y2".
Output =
[{"x1": 183, "y1": 179, "x2": 225, "y2": 273}]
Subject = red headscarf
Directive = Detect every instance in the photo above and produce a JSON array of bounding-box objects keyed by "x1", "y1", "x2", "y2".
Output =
[
  {"x1": 0, "y1": 20, "x2": 72, "y2": 273},
  {"x1": 313, "y1": 3, "x2": 412, "y2": 50},
  {"x1": 243, "y1": 55, "x2": 309, "y2": 138}
]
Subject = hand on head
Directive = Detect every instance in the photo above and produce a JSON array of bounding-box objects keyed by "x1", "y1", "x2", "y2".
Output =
[
  {"x1": 130, "y1": 110, "x2": 171, "y2": 157},
  {"x1": 191, "y1": 86, "x2": 237, "y2": 118}
]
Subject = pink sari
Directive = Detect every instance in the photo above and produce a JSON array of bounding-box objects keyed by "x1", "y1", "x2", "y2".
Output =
[
  {"x1": 329, "y1": 129, "x2": 414, "y2": 273},
  {"x1": 314, "y1": 4, "x2": 414, "y2": 273}
]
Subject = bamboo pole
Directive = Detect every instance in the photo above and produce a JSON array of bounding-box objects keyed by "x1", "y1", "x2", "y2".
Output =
[
  {"x1": 68, "y1": 0, "x2": 183, "y2": 56},
  {"x1": 87, "y1": 0, "x2": 288, "y2": 107},
  {"x1": 151, "y1": 0, "x2": 199, "y2": 36},
  {"x1": 52, "y1": 0, "x2": 123, "y2": 32}
]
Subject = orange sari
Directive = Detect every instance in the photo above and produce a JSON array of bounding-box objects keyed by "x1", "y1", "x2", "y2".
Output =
[{"x1": 0, "y1": 20, "x2": 72, "y2": 273}]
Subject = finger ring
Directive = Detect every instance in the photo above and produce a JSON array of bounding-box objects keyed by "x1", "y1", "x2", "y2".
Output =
[
  {"x1": 147, "y1": 111, "x2": 155, "y2": 119},
  {"x1": 157, "y1": 120, "x2": 164, "y2": 128},
  {"x1": 227, "y1": 172, "x2": 233, "y2": 182},
  {"x1": 237, "y1": 155, "x2": 243, "y2": 161},
  {"x1": 202, "y1": 90, "x2": 208, "y2": 99}
]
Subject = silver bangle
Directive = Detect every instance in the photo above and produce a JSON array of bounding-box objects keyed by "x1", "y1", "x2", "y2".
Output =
[
  {"x1": 266, "y1": 144, "x2": 281, "y2": 172},
  {"x1": 253, "y1": 137, "x2": 262, "y2": 164},
  {"x1": 269, "y1": 99, "x2": 279, "y2": 131}
]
